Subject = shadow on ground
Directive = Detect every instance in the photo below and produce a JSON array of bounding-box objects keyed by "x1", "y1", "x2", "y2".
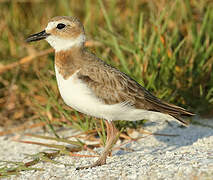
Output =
[{"x1": 114, "y1": 117, "x2": 213, "y2": 156}]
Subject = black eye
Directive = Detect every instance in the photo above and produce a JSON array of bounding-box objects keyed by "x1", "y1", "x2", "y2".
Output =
[{"x1": 57, "y1": 23, "x2": 66, "y2": 29}]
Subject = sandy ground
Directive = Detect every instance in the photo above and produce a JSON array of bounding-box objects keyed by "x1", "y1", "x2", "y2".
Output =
[{"x1": 0, "y1": 118, "x2": 212, "y2": 180}]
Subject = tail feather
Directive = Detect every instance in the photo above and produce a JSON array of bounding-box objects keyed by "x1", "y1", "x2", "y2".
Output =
[
  {"x1": 170, "y1": 114, "x2": 190, "y2": 126},
  {"x1": 144, "y1": 93, "x2": 195, "y2": 125},
  {"x1": 154, "y1": 101, "x2": 194, "y2": 126}
]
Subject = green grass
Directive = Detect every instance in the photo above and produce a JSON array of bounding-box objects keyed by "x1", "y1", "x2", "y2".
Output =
[{"x1": 0, "y1": 0, "x2": 213, "y2": 131}]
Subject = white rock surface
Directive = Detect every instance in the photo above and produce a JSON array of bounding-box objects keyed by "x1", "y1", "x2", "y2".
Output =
[{"x1": 0, "y1": 118, "x2": 212, "y2": 180}]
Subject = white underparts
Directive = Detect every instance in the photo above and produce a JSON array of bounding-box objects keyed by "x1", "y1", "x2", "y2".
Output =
[
  {"x1": 55, "y1": 66, "x2": 176, "y2": 122},
  {"x1": 46, "y1": 34, "x2": 85, "y2": 52}
]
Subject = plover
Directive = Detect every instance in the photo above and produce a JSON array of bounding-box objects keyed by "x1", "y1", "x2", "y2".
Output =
[{"x1": 26, "y1": 16, "x2": 194, "y2": 169}]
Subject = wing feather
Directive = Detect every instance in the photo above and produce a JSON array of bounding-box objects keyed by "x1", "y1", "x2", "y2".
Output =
[{"x1": 78, "y1": 59, "x2": 194, "y2": 125}]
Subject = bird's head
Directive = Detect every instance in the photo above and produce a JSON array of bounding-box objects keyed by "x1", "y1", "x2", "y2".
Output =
[{"x1": 26, "y1": 16, "x2": 85, "y2": 52}]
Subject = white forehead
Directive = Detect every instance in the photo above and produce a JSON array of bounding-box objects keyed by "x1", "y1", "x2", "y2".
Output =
[{"x1": 45, "y1": 20, "x2": 70, "y2": 31}]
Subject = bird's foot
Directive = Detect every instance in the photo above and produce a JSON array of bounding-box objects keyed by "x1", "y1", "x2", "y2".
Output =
[{"x1": 76, "y1": 158, "x2": 106, "y2": 170}]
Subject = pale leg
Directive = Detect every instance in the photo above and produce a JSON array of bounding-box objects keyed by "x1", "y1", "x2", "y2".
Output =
[{"x1": 76, "y1": 121, "x2": 119, "y2": 170}]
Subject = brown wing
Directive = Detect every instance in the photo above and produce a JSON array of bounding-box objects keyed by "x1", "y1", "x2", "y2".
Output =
[
  {"x1": 78, "y1": 62, "x2": 143, "y2": 105},
  {"x1": 78, "y1": 60, "x2": 194, "y2": 125}
]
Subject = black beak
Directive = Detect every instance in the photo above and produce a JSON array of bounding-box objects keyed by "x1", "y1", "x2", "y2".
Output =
[{"x1": 25, "y1": 30, "x2": 50, "y2": 43}]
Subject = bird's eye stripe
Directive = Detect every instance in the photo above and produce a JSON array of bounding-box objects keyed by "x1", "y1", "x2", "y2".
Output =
[{"x1": 57, "y1": 23, "x2": 66, "y2": 29}]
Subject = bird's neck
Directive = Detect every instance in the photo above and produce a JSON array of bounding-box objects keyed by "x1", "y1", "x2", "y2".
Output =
[
  {"x1": 55, "y1": 45, "x2": 85, "y2": 79},
  {"x1": 46, "y1": 34, "x2": 86, "y2": 52}
]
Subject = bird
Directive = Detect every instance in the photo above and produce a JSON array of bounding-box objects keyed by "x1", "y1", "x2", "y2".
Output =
[{"x1": 26, "y1": 16, "x2": 195, "y2": 169}]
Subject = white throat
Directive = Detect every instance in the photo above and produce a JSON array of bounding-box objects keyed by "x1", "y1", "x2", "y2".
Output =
[{"x1": 45, "y1": 34, "x2": 85, "y2": 52}]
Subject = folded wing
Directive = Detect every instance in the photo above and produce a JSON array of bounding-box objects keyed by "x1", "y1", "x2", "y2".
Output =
[{"x1": 78, "y1": 59, "x2": 194, "y2": 125}]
